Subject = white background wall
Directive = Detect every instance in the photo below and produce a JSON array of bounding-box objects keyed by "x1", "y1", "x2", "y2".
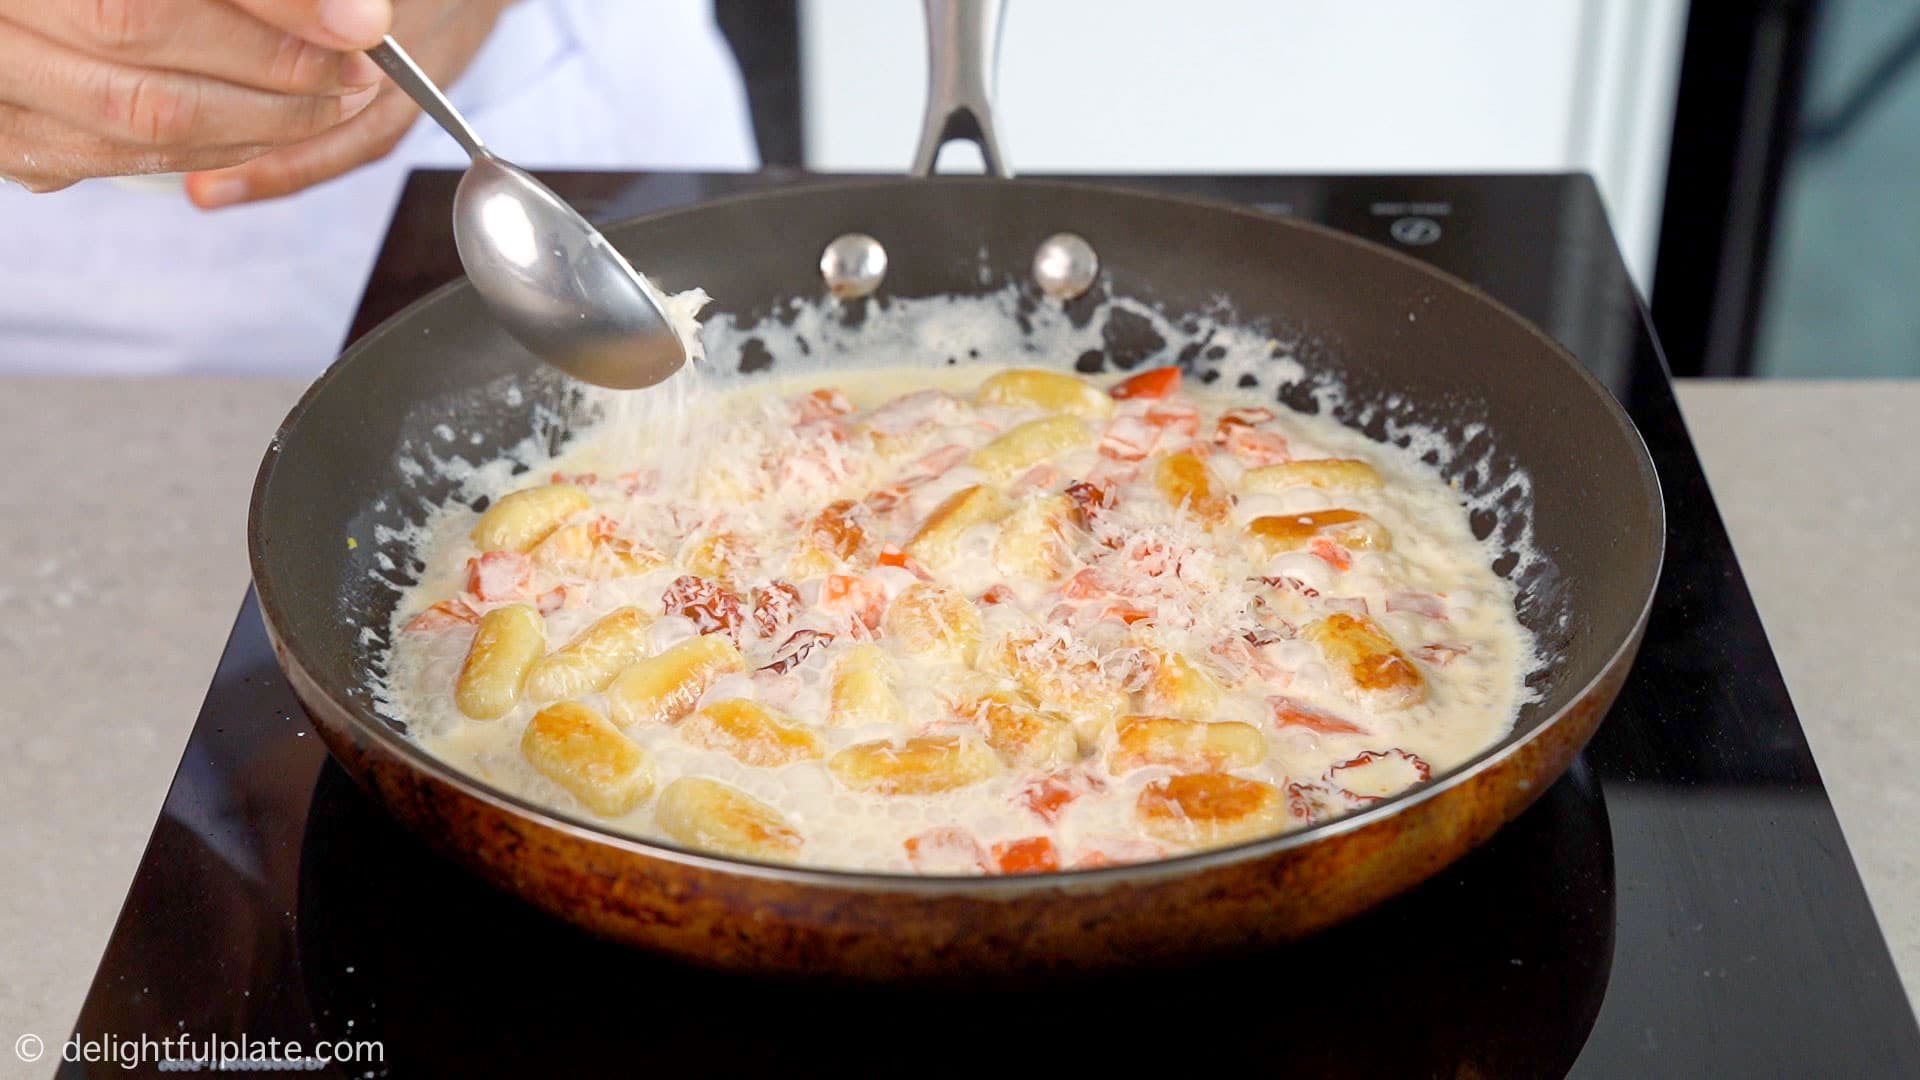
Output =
[{"x1": 800, "y1": 0, "x2": 1688, "y2": 289}]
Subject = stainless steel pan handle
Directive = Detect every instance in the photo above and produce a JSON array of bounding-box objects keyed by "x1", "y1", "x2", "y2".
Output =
[{"x1": 911, "y1": 0, "x2": 1010, "y2": 177}]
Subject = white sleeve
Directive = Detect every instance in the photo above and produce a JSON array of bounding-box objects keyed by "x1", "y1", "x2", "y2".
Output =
[{"x1": 492, "y1": 0, "x2": 761, "y2": 171}]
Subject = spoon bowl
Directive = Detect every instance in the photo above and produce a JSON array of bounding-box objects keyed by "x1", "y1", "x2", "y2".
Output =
[
  {"x1": 453, "y1": 154, "x2": 687, "y2": 389},
  {"x1": 368, "y1": 39, "x2": 687, "y2": 389}
]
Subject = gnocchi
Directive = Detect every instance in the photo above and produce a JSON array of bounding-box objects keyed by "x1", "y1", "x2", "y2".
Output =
[
  {"x1": 977, "y1": 368, "x2": 1114, "y2": 418},
  {"x1": 883, "y1": 584, "x2": 984, "y2": 664},
  {"x1": 1109, "y1": 715, "x2": 1265, "y2": 774},
  {"x1": 522, "y1": 607, "x2": 653, "y2": 704},
  {"x1": 682, "y1": 699, "x2": 825, "y2": 766},
  {"x1": 828, "y1": 644, "x2": 909, "y2": 729},
  {"x1": 471, "y1": 484, "x2": 591, "y2": 552},
  {"x1": 1240, "y1": 458, "x2": 1384, "y2": 493},
  {"x1": 520, "y1": 701, "x2": 652, "y2": 816},
  {"x1": 904, "y1": 484, "x2": 1009, "y2": 566},
  {"x1": 655, "y1": 777, "x2": 804, "y2": 861},
  {"x1": 968, "y1": 415, "x2": 1092, "y2": 479},
  {"x1": 454, "y1": 604, "x2": 545, "y2": 720},
  {"x1": 1247, "y1": 509, "x2": 1392, "y2": 555},
  {"x1": 957, "y1": 690, "x2": 1079, "y2": 769},
  {"x1": 393, "y1": 361, "x2": 1533, "y2": 874},
  {"x1": 1152, "y1": 449, "x2": 1232, "y2": 525},
  {"x1": 828, "y1": 735, "x2": 1001, "y2": 795},
  {"x1": 1137, "y1": 773, "x2": 1288, "y2": 848},
  {"x1": 1304, "y1": 612, "x2": 1427, "y2": 708},
  {"x1": 605, "y1": 634, "x2": 746, "y2": 728}
]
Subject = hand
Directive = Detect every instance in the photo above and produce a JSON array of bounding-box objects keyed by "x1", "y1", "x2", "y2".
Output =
[
  {"x1": 0, "y1": 0, "x2": 395, "y2": 192},
  {"x1": 186, "y1": 0, "x2": 513, "y2": 208}
]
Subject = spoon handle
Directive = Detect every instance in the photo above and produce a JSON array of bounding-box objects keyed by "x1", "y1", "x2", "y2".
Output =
[{"x1": 365, "y1": 36, "x2": 487, "y2": 160}]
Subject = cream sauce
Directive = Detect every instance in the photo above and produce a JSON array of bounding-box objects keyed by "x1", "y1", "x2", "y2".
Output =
[{"x1": 385, "y1": 364, "x2": 1534, "y2": 873}]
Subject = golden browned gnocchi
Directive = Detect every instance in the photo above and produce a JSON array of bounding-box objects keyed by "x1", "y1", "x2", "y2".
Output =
[
  {"x1": 391, "y1": 361, "x2": 1534, "y2": 872},
  {"x1": 606, "y1": 635, "x2": 745, "y2": 728},
  {"x1": 828, "y1": 735, "x2": 1001, "y2": 795},
  {"x1": 520, "y1": 701, "x2": 652, "y2": 816},
  {"x1": 1137, "y1": 773, "x2": 1288, "y2": 846},
  {"x1": 655, "y1": 777, "x2": 804, "y2": 861},
  {"x1": 471, "y1": 483, "x2": 591, "y2": 552},
  {"x1": 904, "y1": 483, "x2": 1009, "y2": 566},
  {"x1": 522, "y1": 607, "x2": 653, "y2": 704},
  {"x1": 682, "y1": 699, "x2": 824, "y2": 766},
  {"x1": 976, "y1": 368, "x2": 1114, "y2": 418},
  {"x1": 454, "y1": 604, "x2": 546, "y2": 720}
]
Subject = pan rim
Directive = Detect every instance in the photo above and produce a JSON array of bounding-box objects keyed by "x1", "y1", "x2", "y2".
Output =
[{"x1": 249, "y1": 173, "x2": 1666, "y2": 894}]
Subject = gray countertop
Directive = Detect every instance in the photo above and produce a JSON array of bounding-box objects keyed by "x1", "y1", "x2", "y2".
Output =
[{"x1": 1, "y1": 376, "x2": 1915, "y2": 1064}]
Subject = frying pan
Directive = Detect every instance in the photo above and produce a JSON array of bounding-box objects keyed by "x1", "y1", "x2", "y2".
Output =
[{"x1": 248, "y1": 0, "x2": 1662, "y2": 976}]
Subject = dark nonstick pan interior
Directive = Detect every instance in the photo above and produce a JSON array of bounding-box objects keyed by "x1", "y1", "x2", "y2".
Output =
[{"x1": 251, "y1": 176, "x2": 1662, "y2": 864}]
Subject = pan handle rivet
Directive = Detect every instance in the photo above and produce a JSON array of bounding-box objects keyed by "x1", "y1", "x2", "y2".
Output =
[
  {"x1": 1032, "y1": 232, "x2": 1098, "y2": 300},
  {"x1": 820, "y1": 233, "x2": 889, "y2": 299}
]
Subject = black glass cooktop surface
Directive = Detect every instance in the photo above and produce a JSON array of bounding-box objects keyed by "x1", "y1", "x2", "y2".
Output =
[{"x1": 65, "y1": 173, "x2": 1920, "y2": 1078}]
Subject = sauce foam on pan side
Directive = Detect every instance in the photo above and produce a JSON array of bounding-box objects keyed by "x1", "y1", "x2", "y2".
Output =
[{"x1": 373, "y1": 289, "x2": 1545, "y2": 874}]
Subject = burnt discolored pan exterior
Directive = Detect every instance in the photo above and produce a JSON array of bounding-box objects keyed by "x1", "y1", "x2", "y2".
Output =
[{"x1": 250, "y1": 177, "x2": 1662, "y2": 976}]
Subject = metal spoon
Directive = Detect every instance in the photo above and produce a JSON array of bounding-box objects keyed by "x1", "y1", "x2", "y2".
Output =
[{"x1": 365, "y1": 38, "x2": 687, "y2": 390}]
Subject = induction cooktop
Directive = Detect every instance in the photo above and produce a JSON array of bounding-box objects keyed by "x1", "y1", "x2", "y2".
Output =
[{"x1": 61, "y1": 172, "x2": 1920, "y2": 1078}]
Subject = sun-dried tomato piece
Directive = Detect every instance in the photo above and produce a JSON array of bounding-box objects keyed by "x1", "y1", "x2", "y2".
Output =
[
  {"x1": 990, "y1": 836, "x2": 1060, "y2": 874},
  {"x1": 1327, "y1": 748, "x2": 1434, "y2": 801},
  {"x1": 792, "y1": 387, "x2": 853, "y2": 421},
  {"x1": 1014, "y1": 769, "x2": 1106, "y2": 825},
  {"x1": 978, "y1": 584, "x2": 1017, "y2": 605},
  {"x1": 1270, "y1": 695, "x2": 1370, "y2": 735},
  {"x1": 662, "y1": 574, "x2": 744, "y2": 644},
  {"x1": 1109, "y1": 367, "x2": 1181, "y2": 399},
  {"x1": 1286, "y1": 779, "x2": 1348, "y2": 824},
  {"x1": 403, "y1": 597, "x2": 479, "y2": 632},
  {"x1": 1099, "y1": 415, "x2": 1159, "y2": 461},
  {"x1": 1144, "y1": 401, "x2": 1201, "y2": 437},
  {"x1": 1063, "y1": 479, "x2": 1115, "y2": 525},
  {"x1": 1414, "y1": 642, "x2": 1472, "y2": 666},
  {"x1": 904, "y1": 827, "x2": 990, "y2": 874},
  {"x1": 464, "y1": 550, "x2": 533, "y2": 601},
  {"x1": 1386, "y1": 591, "x2": 1449, "y2": 620},
  {"x1": 1246, "y1": 594, "x2": 1297, "y2": 641},
  {"x1": 611, "y1": 469, "x2": 654, "y2": 495},
  {"x1": 757, "y1": 628, "x2": 835, "y2": 675},
  {"x1": 1316, "y1": 595, "x2": 1369, "y2": 617},
  {"x1": 1110, "y1": 602, "x2": 1154, "y2": 624},
  {"x1": 861, "y1": 485, "x2": 908, "y2": 513},
  {"x1": 820, "y1": 573, "x2": 887, "y2": 633},
  {"x1": 751, "y1": 581, "x2": 802, "y2": 638},
  {"x1": 808, "y1": 499, "x2": 867, "y2": 560},
  {"x1": 1308, "y1": 536, "x2": 1353, "y2": 571},
  {"x1": 1221, "y1": 427, "x2": 1291, "y2": 465},
  {"x1": 904, "y1": 442, "x2": 968, "y2": 481},
  {"x1": 1213, "y1": 405, "x2": 1276, "y2": 442},
  {"x1": 1060, "y1": 567, "x2": 1114, "y2": 599},
  {"x1": 876, "y1": 543, "x2": 934, "y2": 581},
  {"x1": 1017, "y1": 776, "x2": 1078, "y2": 824},
  {"x1": 1255, "y1": 573, "x2": 1321, "y2": 599},
  {"x1": 1242, "y1": 625, "x2": 1287, "y2": 648}
]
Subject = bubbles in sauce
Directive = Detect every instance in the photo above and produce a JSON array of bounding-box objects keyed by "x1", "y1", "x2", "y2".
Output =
[{"x1": 380, "y1": 312, "x2": 1541, "y2": 874}]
